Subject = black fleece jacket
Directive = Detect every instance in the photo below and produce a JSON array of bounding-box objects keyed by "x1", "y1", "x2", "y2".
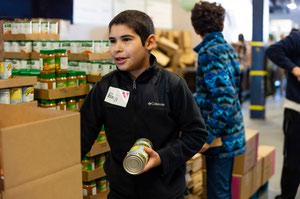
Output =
[
  {"x1": 266, "y1": 30, "x2": 300, "y2": 103},
  {"x1": 80, "y1": 55, "x2": 207, "y2": 199}
]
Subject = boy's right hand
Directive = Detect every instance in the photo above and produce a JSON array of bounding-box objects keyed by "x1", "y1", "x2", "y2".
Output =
[
  {"x1": 199, "y1": 143, "x2": 210, "y2": 153},
  {"x1": 292, "y1": 66, "x2": 300, "y2": 81}
]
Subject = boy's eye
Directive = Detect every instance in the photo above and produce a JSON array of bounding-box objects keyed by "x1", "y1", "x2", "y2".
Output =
[
  {"x1": 123, "y1": 37, "x2": 132, "y2": 42},
  {"x1": 109, "y1": 39, "x2": 116, "y2": 44}
]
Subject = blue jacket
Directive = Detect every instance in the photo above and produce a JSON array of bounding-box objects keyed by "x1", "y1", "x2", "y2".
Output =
[
  {"x1": 266, "y1": 30, "x2": 300, "y2": 104},
  {"x1": 194, "y1": 32, "x2": 246, "y2": 158}
]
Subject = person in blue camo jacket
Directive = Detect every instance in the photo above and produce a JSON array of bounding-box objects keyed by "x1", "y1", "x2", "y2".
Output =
[{"x1": 191, "y1": 2, "x2": 246, "y2": 199}]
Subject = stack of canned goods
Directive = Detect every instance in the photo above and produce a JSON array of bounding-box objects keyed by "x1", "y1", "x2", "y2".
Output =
[
  {"x1": 123, "y1": 138, "x2": 153, "y2": 175},
  {"x1": 2, "y1": 20, "x2": 59, "y2": 35},
  {"x1": 0, "y1": 86, "x2": 34, "y2": 104},
  {"x1": 69, "y1": 60, "x2": 116, "y2": 76},
  {"x1": 82, "y1": 178, "x2": 108, "y2": 196}
]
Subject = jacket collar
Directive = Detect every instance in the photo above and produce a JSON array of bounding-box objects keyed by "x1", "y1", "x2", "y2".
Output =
[
  {"x1": 193, "y1": 32, "x2": 224, "y2": 53},
  {"x1": 118, "y1": 54, "x2": 158, "y2": 82}
]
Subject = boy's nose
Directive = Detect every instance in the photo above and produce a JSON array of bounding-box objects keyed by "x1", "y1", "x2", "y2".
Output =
[{"x1": 114, "y1": 42, "x2": 123, "y2": 52}]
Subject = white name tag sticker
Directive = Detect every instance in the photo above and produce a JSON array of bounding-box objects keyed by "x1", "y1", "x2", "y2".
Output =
[{"x1": 104, "y1": 86, "x2": 130, "y2": 107}]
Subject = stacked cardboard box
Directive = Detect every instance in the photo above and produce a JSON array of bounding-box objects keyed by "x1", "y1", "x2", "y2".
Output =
[
  {"x1": 153, "y1": 29, "x2": 196, "y2": 74},
  {"x1": 0, "y1": 104, "x2": 82, "y2": 199},
  {"x1": 200, "y1": 129, "x2": 276, "y2": 199}
]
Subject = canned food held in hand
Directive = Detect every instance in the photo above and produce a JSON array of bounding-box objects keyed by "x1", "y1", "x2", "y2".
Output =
[{"x1": 123, "y1": 138, "x2": 153, "y2": 175}]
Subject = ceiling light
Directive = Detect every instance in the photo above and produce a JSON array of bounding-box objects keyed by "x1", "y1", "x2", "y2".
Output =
[{"x1": 287, "y1": 0, "x2": 297, "y2": 9}]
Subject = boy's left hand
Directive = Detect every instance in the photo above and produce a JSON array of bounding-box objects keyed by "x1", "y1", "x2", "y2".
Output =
[{"x1": 142, "y1": 147, "x2": 161, "y2": 173}]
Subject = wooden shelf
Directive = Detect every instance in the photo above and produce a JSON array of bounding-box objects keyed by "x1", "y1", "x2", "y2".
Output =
[
  {"x1": 87, "y1": 75, "x2": 102, "y2": 83},
  {"x1": 0, "y1": 76, "x2": 37, "y2": 89},
  {"x1": 3, "y1": 52, "x2": 48, "y2": 60},
  {"x1": 3, "y1": 34, "x2": 59, "y2": 41},
  {"x1": 34, "y1": 85, "x2": 90, "y2": 100},
  {"x1": 87, "y1": 141, "x2": 110, "y2": 157},
  {"x1": 83, "y1": 190, "x2": 108, "y2": 199},
  {"x1": 68, "y1": 53, "x2": 112, "y2": 61},
  {"x1": 82, "y1": 167, "x2": 106, "y2": 182},
  {"x1": 3, "y1": 52, "x2": 31, "y2": 59}
]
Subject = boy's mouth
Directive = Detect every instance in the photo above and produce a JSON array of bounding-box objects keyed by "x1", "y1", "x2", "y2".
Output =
[{"x1": 115, "y1": 57, "x2": 127, "y2": 64}]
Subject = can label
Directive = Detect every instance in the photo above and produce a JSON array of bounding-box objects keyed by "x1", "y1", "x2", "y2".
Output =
[
  {"x1": 0, "y1": 89, "x2": 10, "y2": 104},
  {"x1": 3, "y1": 23, "x2": 12, "y2": 34},
  {"x1": 4, "y1": 41, "x2": 12, "y2": 52},
  {"x1": 40, "y1": 57, "x2": 55, "y2": 71},
  {"x1": 22, "y1": 87, "x2": 34, "y2": 102},
  {"x1": 32, "y1": 22, "x2": 41, "y2": 34},
  {"x1": 82, "y1": 161, "x2": 95, "y2": 171},
  {"x1": 10, "y1": 88, "x2": 22, "y2": 104},
  {"x1": 41, "y1": 22, "x2": 49, "y2": 34},
  {"x1": 1, "y1": 61, "x2": 12, "y2": 79},
  {"x1": 19, "y1": 41, "x2": 32, "y2": 53},
  {"x1": 55, "y1": 57, "x2": 68, "y2": 70}
]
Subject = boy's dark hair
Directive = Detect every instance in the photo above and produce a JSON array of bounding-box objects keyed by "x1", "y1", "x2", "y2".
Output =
[
  {"x1": 109, "y1": 10, "x2": 155, "y2": 46},
  {"x1": 191, "y1": 1, "x2": 225, "y2": 37}
]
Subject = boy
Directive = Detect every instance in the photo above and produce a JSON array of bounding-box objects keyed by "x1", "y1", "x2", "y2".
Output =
[
  {"x1": 191, "y1": 2, "x2": 246, "y2": 199},
  {"x1": 80, "y1": 10, "x2": 208, "y2": 199}
]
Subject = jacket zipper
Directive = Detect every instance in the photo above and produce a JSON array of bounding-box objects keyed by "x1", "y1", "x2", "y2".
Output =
[{"x1": 132, "y1": 80, "x2": 137, "y2": 140}]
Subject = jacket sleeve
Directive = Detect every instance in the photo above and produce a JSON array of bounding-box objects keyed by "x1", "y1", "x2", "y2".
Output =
[
  {"x1": 157, "y1": 78, "x2": 208, "y2": 175},
  {"x1": 266, "y1": 31, "x2": 300, "y2": 71},
  {"x1": 200, "y1": 52, "x2": 240, "y2": 144},
  {"x1": 80, "y1": 81, "x2": 105, "y2": 159}
]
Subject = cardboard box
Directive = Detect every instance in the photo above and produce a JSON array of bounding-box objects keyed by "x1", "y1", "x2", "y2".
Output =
[
  {"x1": 82, "y1": 167, "x2": 106, "y2": 182},
  {"x1": 3, "y1": 34, "x2": 59, "y2": 41},
  {"x1": 34, "y1": 85, "x2": 90, "y2": 100},
  {"x1": 233, "y1": 129, "x2": 259, "y2": 175},
  {"x1": 232, "y1": 168, "x2": 253, "y2": 199},
  {"x1": 190, "y1": 153, "x2": 203, "y2": 172},
  {"x1": 0, "y1": 76, "x2": 37, "y2": 89},
  {"x1": 68, "y1": 52, "x2": 111, "y2": 61},
  {"x1": 86, "y1": 141, "x2": 110, "y2": 157},
  {"x1": 258, "y1": 145, "x2": 276, "y2": 185},
  {"x1": 1, "y1": 164, "x2": 82, "y2": 199},
  {"x1": 157, "y1": 37, "x2": 179, "y2": 55},
  {"x1": 251, "y1": 156, "x2": 263, "y2": 194},
  {"x1": 87, "y1": 74, "x2": 102, "y2": 83},
  {"x1": 152, "y1": 49, "x2": 170, "y2": 67},
  {"x1": 3, "y1": 52, "x2": 31, "y2": 60},
  {"x1": 0, "y1": 104, "x2": 80, "y2": 189}
]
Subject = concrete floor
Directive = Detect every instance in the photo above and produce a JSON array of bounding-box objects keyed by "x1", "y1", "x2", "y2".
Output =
[{"x1": 242, "y1": 94, "x2": 300, "y2": 199}]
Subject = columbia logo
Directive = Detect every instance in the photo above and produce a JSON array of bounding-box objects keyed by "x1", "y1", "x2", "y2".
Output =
[{"x1": 148, "y1": 102, "x2": 165, "y2": 107}]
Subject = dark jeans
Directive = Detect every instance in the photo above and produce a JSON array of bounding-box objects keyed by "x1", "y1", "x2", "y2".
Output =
[
  {"x1": 278, "y1": 108, "x2": 300, "y2": 199},
  {"x1": 206, "y1": 157, "x2": 234, "y2": 199}
]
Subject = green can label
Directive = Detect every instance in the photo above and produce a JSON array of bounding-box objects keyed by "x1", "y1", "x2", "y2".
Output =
[{"x1": 40, "y1": 58, "x2": 55, "y2": 71}]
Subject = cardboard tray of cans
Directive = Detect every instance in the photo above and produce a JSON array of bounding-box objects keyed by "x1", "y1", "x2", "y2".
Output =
[
  {"x1": 3, "y1": 52, "x2": 45, "y2": 60},
  {"x1": 87, "y1": 75, "x2": 102, "y2": 83},
  {"x1": 68, "y1": 52, "x2": 112, "y2": 61},
  {"x1": 34, "y1": 85, "x2": 90, "y2": 100},
  {"x1": 3, "y1": 34, "x2": 59, "y2": 41},
  {"x1": 83, "y1": 190, "x2": 108, "y2": 199},
  {"x1": 0, "y1": 76, "x2": 37, "y2": 89},
  {"x1": 82, "y1": 167, "x2": 106, "y2": 182},
  {"x1": 86, "y1": 141, "x2": 110, "y2": 157}
]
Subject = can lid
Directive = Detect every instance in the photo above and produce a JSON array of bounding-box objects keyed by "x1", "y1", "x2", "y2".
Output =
[
  {"x1": 41, "y1": 99, "x2": 56, "y2": 104},
  {"x1": 55, "y1": 49, "x2": 67, "y2": 54},
  {"x1": 40, "y1": 49, "x2": 54, "y2": 54},
  {"x1": 67, "y1": 70, "x2": 77, "y2": 76},
  {"x1": 76, "y1": 70, "x2": 86, "y2": 76},
  {"x1": 123, "y1": 155, "x2": 145, "y2": 175}
]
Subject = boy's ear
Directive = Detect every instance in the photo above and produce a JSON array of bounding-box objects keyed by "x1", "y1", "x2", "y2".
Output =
[{"x1": 145, "y1": 34, "x2": 157, "y2": 50}]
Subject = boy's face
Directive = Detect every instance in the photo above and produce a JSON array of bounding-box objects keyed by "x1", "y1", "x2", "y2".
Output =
[{"x1": 109, "y1": 24, "x2": 156, "y2": 80}]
